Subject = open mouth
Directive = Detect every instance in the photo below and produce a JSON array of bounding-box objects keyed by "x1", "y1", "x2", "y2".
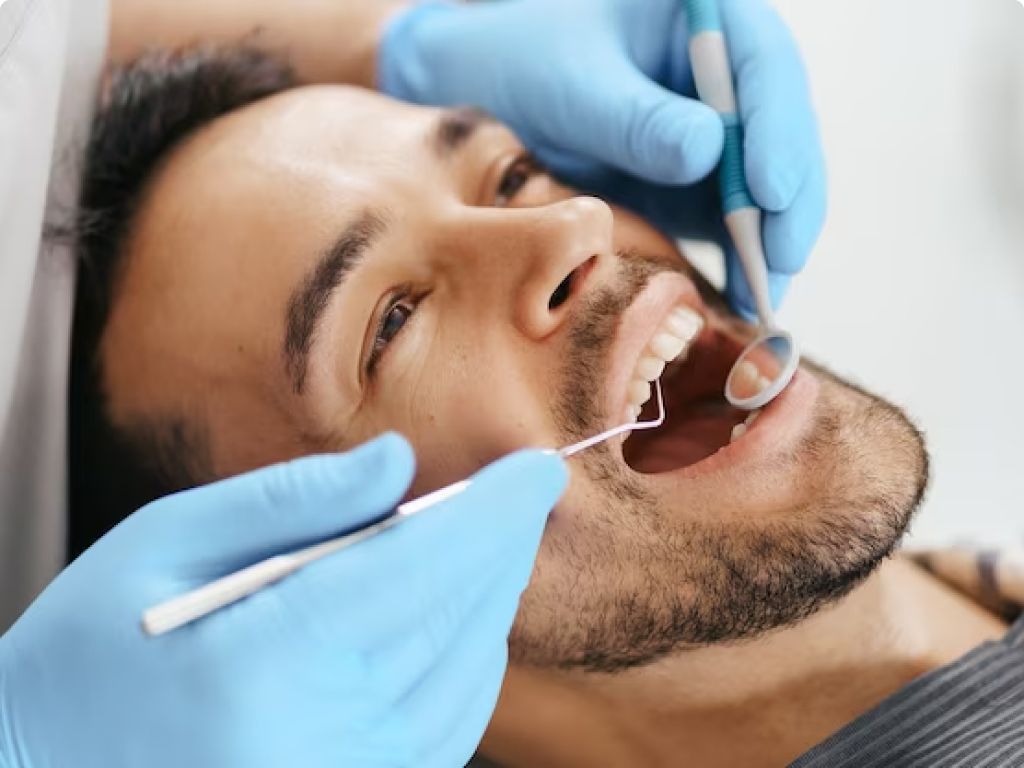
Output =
[{"x1": 622, "y1": 315, "x2": 757, "y2": 474}]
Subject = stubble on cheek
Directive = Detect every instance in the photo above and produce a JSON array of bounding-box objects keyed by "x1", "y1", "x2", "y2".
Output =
[{"x1": 798, "y1": 359, "x2": 930, "y2": 520}]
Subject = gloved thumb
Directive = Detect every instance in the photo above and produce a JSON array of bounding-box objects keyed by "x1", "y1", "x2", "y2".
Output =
[
  {"x1": 139, "y1": 432, "x2": 416, "y2": 567},
  {"x1": 566, "y1": 61, "x2": 724, "y2": 185}
]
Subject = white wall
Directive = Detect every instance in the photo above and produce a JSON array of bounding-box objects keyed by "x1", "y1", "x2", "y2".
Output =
[{"x1": 774, "y1": 1, "x2": 1024, "y2": 546}]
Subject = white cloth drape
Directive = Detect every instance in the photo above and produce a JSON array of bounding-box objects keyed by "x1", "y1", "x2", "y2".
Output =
[{"x1": 0, "y1": 0, "x2": 108, "y2": 630}]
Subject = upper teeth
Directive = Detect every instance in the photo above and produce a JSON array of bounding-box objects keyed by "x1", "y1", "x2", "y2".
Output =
[
  {"x1": 625, "y1": 306, "x2": 703, "y2": 419},
  {"x1": 732, "y1": 360, "x2": 773, "y2": 400}
]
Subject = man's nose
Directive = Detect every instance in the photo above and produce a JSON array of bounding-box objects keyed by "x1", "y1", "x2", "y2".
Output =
[{"x1": 483, "y1": 196, "x2": 615, "y2": 340}]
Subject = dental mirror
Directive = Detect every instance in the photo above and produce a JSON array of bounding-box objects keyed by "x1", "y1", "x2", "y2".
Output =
[
  {"x1": 722, "y1": 211, "x2": 801, "y2": 411},
  {"x1": 724, "y1": 330, "x2": 799, "y2": 411}
]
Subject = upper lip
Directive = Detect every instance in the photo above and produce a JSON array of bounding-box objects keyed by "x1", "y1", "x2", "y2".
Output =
[{"x1": 603, "y1": 272, "x2": 705, "y2": 429}]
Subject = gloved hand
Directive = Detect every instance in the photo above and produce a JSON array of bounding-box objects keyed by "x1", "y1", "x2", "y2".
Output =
[
  {"x1": 379, "y1": 0, "x2": 826, "y2": 316},
  {"x1": 0, "y1": 433, "x2": 566, "y2": 768}
]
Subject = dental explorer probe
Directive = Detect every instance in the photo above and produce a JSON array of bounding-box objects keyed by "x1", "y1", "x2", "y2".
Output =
[
  {"x1": 141, "y1": 380, "x2": 666, "y2": 636},
  {"x1": 683, "y1": 0, "x2": 800, "y2": 410}
]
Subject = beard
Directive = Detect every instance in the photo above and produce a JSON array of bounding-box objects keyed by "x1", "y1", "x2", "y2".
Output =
[{"x1": 508, "y1": 256, "x2": 930, "y2": 673}]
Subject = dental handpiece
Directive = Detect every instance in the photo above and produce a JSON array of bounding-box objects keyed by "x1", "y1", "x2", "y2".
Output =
[
  {"x1": 141, "y1": 381, "x2": 666, "y2": 636},
  {"x1": 683, "y1": 0, "x2": 775, "y2": 326}
]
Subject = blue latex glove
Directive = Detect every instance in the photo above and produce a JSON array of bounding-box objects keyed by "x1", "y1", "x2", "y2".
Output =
[
  {"x1": 379, "y1": 0, "x2": 826, "y2": 316},
  {"x1": 0, "y1": 434, "x2": 566, "y2": 768}
]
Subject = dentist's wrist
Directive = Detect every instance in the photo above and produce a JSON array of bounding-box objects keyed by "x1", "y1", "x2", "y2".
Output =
[
  {"x1": 377, "y1": 0, "x2": 459, "y2": 98},
  {"x1": 350, "y1": 0, "x2": 416, "y2": 90},
  {"x1": 0, "y1": 638, "x2": 20, "y2": 768}
]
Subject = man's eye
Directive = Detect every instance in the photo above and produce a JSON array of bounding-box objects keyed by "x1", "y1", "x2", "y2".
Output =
[
  {"x1": 380, "y1": 302, "x2": 412, "y2": 344},
  {"x1": 495, "y1": 153, "x2": 543, "y2": 206},
  {"x1": 368, "y1": 299, "x2": 414, "y2": 375}
]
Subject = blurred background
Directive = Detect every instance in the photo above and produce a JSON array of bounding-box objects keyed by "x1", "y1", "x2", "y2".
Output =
[{"x1": 690, "y1": 0, "x2": 1024, "y2": 547}]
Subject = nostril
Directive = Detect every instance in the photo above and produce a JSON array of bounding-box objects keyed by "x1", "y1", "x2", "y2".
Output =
[
  {"x1": 549, "y1": 275, "x2": 573, "y2": 310},
  {"x1": 548, "y1": 255, "x2": 598, "y2": 311}
]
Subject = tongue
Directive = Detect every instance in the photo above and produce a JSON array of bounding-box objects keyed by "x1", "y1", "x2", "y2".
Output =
[{"x1": 624, "y1": 399, "x2": 740, "y2": 473}]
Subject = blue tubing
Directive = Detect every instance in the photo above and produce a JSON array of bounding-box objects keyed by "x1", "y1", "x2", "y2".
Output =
[
  {"x1": 719, "y1": 116, "x2": 755, "y2": 214},
  {"x1": 684, "y1": 0, "x2": 722, "y2": 35}
]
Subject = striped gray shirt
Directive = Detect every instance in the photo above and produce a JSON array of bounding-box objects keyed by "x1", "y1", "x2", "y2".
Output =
[{"x1": 792, "y1": 614, "x2": 1024, "y2": 768}]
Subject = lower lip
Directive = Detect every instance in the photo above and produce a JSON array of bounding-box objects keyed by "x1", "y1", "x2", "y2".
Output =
[{"x1": 639, "y1": 368, "x2": 820, "y2": 481}]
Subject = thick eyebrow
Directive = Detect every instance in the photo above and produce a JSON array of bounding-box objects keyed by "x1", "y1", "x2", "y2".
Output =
[
  {"x1": 432, "y1": 106, "x2": 499, "y2": 160},
  {"x1": 283, "y1": 210, "x2": 388, "y2": 394}
]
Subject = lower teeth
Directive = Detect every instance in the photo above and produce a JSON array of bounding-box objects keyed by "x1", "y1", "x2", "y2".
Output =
[{"x1": 729, "y1": 409, "x2": 761, "y2": 443}]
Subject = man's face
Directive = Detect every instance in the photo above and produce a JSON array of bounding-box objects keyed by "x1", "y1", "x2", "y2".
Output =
[{"x1": 103, "y1": 86, "x2": 927, "y2": 671}]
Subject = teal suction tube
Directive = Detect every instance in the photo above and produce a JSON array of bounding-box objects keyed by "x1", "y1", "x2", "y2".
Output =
[{"x1": 683, "y1": 0, "x2": 772, "y2": 323}]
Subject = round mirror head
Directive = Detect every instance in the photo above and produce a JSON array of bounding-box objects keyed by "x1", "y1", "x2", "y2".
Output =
[{"x1": 724, "y1": 331, "x2": 800, "y2": 410}]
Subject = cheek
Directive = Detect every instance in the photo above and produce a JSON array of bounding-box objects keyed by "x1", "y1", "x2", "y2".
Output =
[{"x1": 366, "y1": 352, "x2": 564, "y2": 498}]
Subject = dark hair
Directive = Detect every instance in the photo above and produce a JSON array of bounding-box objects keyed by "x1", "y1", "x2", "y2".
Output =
[{"x1": 68, "y1": 47, "x2": 297, "y2": 558}]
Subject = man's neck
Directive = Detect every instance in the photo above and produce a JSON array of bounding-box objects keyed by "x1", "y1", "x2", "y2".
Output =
[{"x1": 482, "y1": 558, "x2": 1009, "y2": 768}]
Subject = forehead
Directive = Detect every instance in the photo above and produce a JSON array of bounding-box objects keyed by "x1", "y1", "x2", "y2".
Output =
[{"x1": 170, "y1": 85, "x2": 447, "y2": 218}]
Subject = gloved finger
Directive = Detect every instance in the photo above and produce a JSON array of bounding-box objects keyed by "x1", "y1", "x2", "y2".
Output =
[
  {"x1": 551, "y1": 58, "x2": 723, "y2": 185},
  {"x1": 364, "y1": 554, "x2": 511, "y2": 704},
  {"x1": 271, "y1": 449, "x2": 566, "y2": 647},
  {"x1": 416, "y1": 644, "x2": 508, "y2": 768},
  {"x1": 724, "y1": 245, "x2": 792, "y2": 319},
  {"x1": 387, "y1": 558, "x2": 525, "y2": 764},
  {"x1": 423, "y1": 680, "x2": 506, "y2": 768},
  {"x1": 404, "y1": 559, "x2": 528, "y2": 767},
  {"x1": 761, "y1": 155, "x2": 827, "y2": 276},
  {"x1": 361, "y1": 519, "x2": 535, "y2": 706},
  {"x1": 137, "y1": 432, "x2": 415, "y2": 570},
  {"x1": 721, "y1": 0, "x2": 822, "y2": 213}
]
